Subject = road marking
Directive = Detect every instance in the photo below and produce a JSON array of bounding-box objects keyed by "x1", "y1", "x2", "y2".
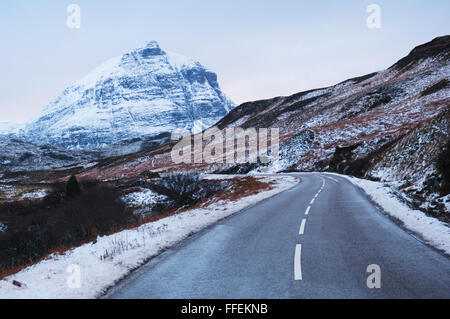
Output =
[
  {"x1": 295, "y1": 177, "x2": 326, "y2": 281},
  {"x1": 305, "y1": 206, "x2": 311, "y2": 215},
  {"x1": 299, "y1": 218, "x2": 306, "y2": 235},
  {"x1": 294, "y1": 244, "x2": 302, "y2": 280}
]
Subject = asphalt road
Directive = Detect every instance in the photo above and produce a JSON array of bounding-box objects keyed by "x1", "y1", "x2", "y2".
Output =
[{"x1": 107, "y1": 173, "x2": 450, "y2": 298}]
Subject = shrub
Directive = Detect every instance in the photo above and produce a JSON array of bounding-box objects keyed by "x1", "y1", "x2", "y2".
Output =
[
  {"x1": 65, "y1": 175, "x2": 81, "y2": 198},
  {"x1": 150, "y1": 172, "x2": 228, "y2": 208}
]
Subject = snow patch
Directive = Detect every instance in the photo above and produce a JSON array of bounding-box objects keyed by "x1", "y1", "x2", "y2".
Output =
[
  {"x1": 19, "y1": 189, "x2": 47, "y2": 201},
  {"x1": 121, "y1": 188, "x2": 166, "y2": 207}
]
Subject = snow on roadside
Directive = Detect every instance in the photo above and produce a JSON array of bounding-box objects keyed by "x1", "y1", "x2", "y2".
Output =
[
  {"x1": 328, "y1": 173, "x2": 450, "y2": 255},
  {"x1": 0, "y1": 175, "x2": 298, "y2": 299}
]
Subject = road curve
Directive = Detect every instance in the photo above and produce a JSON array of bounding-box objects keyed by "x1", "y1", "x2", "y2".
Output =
[{"x1": 107, "y1": 173, "x2": 450, "y2": 298}]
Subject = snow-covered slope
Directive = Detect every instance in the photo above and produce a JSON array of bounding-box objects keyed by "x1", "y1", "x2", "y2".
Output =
[
  {"x1": 8, "y1": 41, "x2": 234, "y2": 150},
  {"x1": 212, "y1": 36, "x2": 450, "y2": 214}
]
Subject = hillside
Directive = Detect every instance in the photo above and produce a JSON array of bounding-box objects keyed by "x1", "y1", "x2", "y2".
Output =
[{"x1": 213, "y1": 36, "x2": 450, "y2": 215}]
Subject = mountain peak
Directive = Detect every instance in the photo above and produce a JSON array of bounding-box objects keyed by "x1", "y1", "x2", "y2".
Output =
[
  {"x1": 139, "y1": 40, "x2": 164, "y2": 57},
  {"x1": 145, "y1": 40, "x2": 160, "y2": 48}
]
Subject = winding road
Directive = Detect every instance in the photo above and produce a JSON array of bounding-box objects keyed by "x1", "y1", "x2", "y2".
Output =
[{"x1": 107, "y1": 173, "x2": 450, "y2": 298}]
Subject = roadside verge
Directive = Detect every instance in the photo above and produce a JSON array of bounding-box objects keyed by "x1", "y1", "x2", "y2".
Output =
[{"x1": 0, "y1": 174, "x2": 298, "y2": 299}]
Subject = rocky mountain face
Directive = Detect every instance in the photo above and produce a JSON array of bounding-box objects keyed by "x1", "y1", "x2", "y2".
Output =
[{"x1": 2, "y1": 41, "x2": 234, "y2": 151}]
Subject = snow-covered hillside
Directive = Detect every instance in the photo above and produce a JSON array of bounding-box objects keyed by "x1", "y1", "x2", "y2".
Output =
[
  {"x1": 1, "y1": 41, "x2": 234, "y2": 150},
  {"x1": 211, "y1": 36, "x2": 450, "y2": 214}
]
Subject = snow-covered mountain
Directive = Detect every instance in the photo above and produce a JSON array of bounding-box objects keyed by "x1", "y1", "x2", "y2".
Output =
[{"x1": 5, "y1": 41, "x2": 234, "y2": 150}]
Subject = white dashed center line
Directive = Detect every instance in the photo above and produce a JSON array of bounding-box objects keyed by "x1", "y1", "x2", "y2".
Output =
[
  {"x1": 304, "y1": 206, "x2": 311, "y2": 215},
  {"x1": 299, "y1": 218, "x2": 307, "y2": 235},
  {"x1": 294, "y1": 244, "x2": 302, "y2": 280},
  {"x1": 294, "y1": 176, "x2": 326, "y2": 281}
]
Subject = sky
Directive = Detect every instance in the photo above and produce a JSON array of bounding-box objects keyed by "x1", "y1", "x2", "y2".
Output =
[{"x1": 0, "y1": 0, "x2": 449, "y2": 123}]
